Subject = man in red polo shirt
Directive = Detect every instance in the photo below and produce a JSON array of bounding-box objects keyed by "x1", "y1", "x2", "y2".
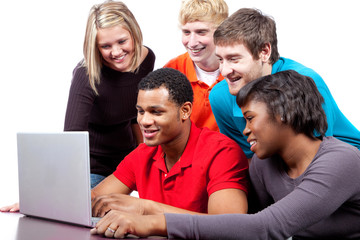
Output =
[
  {"x1": 90, "y1": 68, "x2": 248, "y2": 234},
  {"x1": 1, "y1": 68, "x2": 249, "y2": 225}
]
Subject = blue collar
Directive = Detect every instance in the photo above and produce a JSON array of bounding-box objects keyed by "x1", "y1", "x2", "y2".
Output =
[{"x1": 232, "y1": 95, "x2": 244, "y2": 117}]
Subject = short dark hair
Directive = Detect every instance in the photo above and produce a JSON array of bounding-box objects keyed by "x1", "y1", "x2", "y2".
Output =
[
  {"x1": 138, "y1": 68, "x2": 194, "y2": 106},
  {"x1": 214, "y1": 8, "x2": 280, "y2": 65},
  {"x1": 236, "y1": 70, "x2": 327, "y2": 138}
]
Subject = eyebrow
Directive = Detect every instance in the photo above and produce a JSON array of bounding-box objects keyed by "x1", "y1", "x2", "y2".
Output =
[
  {"x1": 181, "y1": 27, "x2": 210, "y2": 32},
  {"x1": 242, "y1": 110, "x2": 252, "y2": 116},
  {"x1": 136, "y1": 105, "x2": 163, "y2": 109},
  {"x1": 98, "y1": 36, "x2": 128, "y2": 45},
  {"x1": 195, "y1": 28, "x2": 210, "y2": 32},
  {"x1": 215, "y1": 53, "x2": 240, "y2": 59}
]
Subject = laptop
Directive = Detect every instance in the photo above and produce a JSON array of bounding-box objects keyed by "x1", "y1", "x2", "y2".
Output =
[{"x1": 17, "y1": 132, "x2": 100, "y2": 227}]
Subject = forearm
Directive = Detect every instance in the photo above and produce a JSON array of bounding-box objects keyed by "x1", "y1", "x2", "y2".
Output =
[
  {"x1": 145, "y1": 189, "x2": 248, "y2": 215},
  {"x1": 164, "y1": 213, "x2": 267, "y2": 240},
  {"x1": 146, "y1": 214, "x2": 167, "y2": 237},
  {"x1": 144, "y1": 200, "x2": 206, "y2": 215},
  {"x1": 91, "y1": 174, "x2": 128, "y2": 197}
]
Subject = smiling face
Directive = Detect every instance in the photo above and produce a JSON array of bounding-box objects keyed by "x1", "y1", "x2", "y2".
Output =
[
  {"x1": 242, "y1": 100, "x2": 289, "y2": 159},
  {"x1": 181, "y1": 21, "x2": 217, "y2": 70},
  {"x1": 136, "y1": 87, "x2": 188, "y2": 147},
  {"x1": 97, "y1": 25, "x2": 135, "y2": 72},
  {"x1": 216, "y1": 43, "x2": 269, "y2": 96}
]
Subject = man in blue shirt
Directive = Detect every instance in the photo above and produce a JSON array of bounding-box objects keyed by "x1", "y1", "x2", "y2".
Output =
[{"x1": 210, "y1": 8, "x2": 360, "y2": 159}]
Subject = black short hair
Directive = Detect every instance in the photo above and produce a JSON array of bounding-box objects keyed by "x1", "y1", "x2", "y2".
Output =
[
  {"x1": 138, "y1": 68, "x2": 193, "y2": 106},
  {"x1": 236, "y1": 70, "x2": 327, "y2": 138}
]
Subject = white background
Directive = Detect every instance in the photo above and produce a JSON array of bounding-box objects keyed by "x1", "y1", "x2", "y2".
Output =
[{"x1": 1, "y1": 0, "x2": 359, "y2": 206}]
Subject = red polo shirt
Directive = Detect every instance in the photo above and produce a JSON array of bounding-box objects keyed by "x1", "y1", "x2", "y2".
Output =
[
  {"x1": 113, "y1": 122, "x2": 248, "y2": 213},
  {"x1": 164, "y1": 52, "x2": 223, "y2": 132}
]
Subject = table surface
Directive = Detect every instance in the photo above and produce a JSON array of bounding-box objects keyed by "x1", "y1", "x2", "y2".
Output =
[
  {"x1": 1, "y1": 212, "x2": 109, "y2": 240},
  {"x1": 1, "y1": 212, "x2": 164, "y2": 240}
]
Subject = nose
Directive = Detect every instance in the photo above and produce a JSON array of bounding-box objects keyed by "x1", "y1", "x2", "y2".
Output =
[
  {"x1": 111, "y1": 45, "x2": 122, "y2": 57},
  {"x1": 138, "y1": 112, "x2": 153, "y2": 127},
  {"x1": 188, "y1": 33, "x2": 198, "y2": 48},
  {"x1": 220, "y1": 60, "x2": 233, "y2": 78},
  {"x1": 243, "y1": 124, "x2": 251, "y2": 137}
]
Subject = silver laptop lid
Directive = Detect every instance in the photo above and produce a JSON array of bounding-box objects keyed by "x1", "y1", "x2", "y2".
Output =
[{"x1": 17, "y1": 132, "x2": 94, "y2": 227}]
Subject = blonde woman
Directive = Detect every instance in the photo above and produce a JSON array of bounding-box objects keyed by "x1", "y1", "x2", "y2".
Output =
[{"x1": 64, "y1": 0, "x2": 155, "y2": 188}]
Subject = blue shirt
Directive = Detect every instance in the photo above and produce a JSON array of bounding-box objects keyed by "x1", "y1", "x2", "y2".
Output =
[{"x1": 209, "y1": 57, "x2": 360, "y2": 158}]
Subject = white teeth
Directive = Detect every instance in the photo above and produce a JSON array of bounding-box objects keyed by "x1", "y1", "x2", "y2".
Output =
[
  {"x1": 114, "y1": 55, "x2": 125, "y2": 60},
  {"x1": 250, "y1": 141, "x2": 256, "y2": 146},
  {"x1": 230, "y1": 77, "x2": 241, "y2": 82},
  {"x1": 145, "y1": 129, "x2": 156, "y2": 133},
  {"x1": 190, "y1": 47, "x2": 205, "y2": 53}
]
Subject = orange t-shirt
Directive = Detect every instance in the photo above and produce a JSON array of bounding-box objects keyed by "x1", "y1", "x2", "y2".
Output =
[{"x1": 164, "y1": 52, "x2": 223, "y2": 132}]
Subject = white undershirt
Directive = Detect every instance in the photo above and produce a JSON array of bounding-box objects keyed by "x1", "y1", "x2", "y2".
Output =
[{"x1": 194, "y1": 64, "x2": 220, "y2": 87}]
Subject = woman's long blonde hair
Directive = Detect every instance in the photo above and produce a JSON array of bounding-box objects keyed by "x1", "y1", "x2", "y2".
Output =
[{"x1": 82, "y1": 0, "x2": 143, "y2": 94}]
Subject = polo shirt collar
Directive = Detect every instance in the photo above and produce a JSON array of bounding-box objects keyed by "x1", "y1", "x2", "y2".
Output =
[
  {"x1": 178, "y1": 122, "x2": 200, "y2": 167},
  {"x1": 185, "y1": 52, "x2": 224, "y2": 86},
  {"x1": 232, "y1": 95, "x2": 244, "y2": 117},
  {"x1": 271, "y1": 57, "x2": 284, "y2": 74},
  {"x1": 152, "y1": 122, "x2": 200, "y2": 174},
  {"x1": 185, "y1": 53, "x2": 198, "y2": 83},
  {"x1": 152, "y1": 149, "x2": 168, "y2": 173}
]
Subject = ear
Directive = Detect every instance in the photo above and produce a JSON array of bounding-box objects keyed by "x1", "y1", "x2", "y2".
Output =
[
  {"x1": 180, "y1": 102, "x2": 192, "y2": 121},
  {"x1": 259, "y1": 42, "x2": 271, "y2": 63}
]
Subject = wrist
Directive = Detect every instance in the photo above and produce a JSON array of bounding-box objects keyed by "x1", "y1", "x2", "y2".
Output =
[
  {"x1": 148, "y1": 214, "x2": 167, "y2": 236},
  {"x1": 143, "y1": 199, "x2": 163, "y2": 215}
]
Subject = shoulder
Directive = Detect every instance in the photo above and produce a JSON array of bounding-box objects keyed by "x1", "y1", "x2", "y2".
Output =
[
  {"x1": 316, "y1": 137, "x2": 360, "y2": 165},
  {"x1": 133, "y1": 143, "x2": 158, "y2": 155},
  {"x1": 139, "y1": 46, "x2": 155, "y2": 71},
  {"x1": 209, "y1": 80, "x2": 234, "y2": 110},
  {"x1": 274, "y1": 57, "x2": 326, "y2": 87},
  {"x1": 210, "y1": 79, "x2": 229, "y2": 94},
  {"x1": 190, "y1": 127, "x2": 248, "y2": 171},
  {"x1": 209, "y1": 80, "x2": 232, "y2": 103},
  {"x1": 164, "y1": 52, "x2": 190, "y2": 68},
  {"x1": 302, "y1": 137, "x2": 360, "y2": 193},
  {"x1": 72, "y1": 62, "x2": 88, "y2": 82},
  {"x1": 69, "y1": 62, "x2": 94, "y2": 92},
  {"x1": 144, "y1": 46, "x2": 155, "y2": 61},
  {"x1": 124, "y1": 143, "x2": 158, "y2": 162},
  {"x1": 196, "y1": 127, "x2": 242, "y2": 151}
]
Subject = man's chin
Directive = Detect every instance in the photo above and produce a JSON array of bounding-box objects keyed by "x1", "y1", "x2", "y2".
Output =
[
  {"x1": 225, "y1": 81, "x2": 242, "y2": 96},
  {"x1": 144, "y1": 140, "x2": 158, "y2": 147},
  {"x1": 228, "y1": 87, "x2": 240, "y2": 96}
]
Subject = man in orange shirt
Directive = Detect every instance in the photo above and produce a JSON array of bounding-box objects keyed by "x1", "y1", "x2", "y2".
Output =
[{"x1": 164, "y1": 0, "x2": 228, "y2": 132}]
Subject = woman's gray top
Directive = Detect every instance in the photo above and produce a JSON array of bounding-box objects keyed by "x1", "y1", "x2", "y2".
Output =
[{"x1": 165, "y1": 137, "x2": 360, "y2": 239}]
